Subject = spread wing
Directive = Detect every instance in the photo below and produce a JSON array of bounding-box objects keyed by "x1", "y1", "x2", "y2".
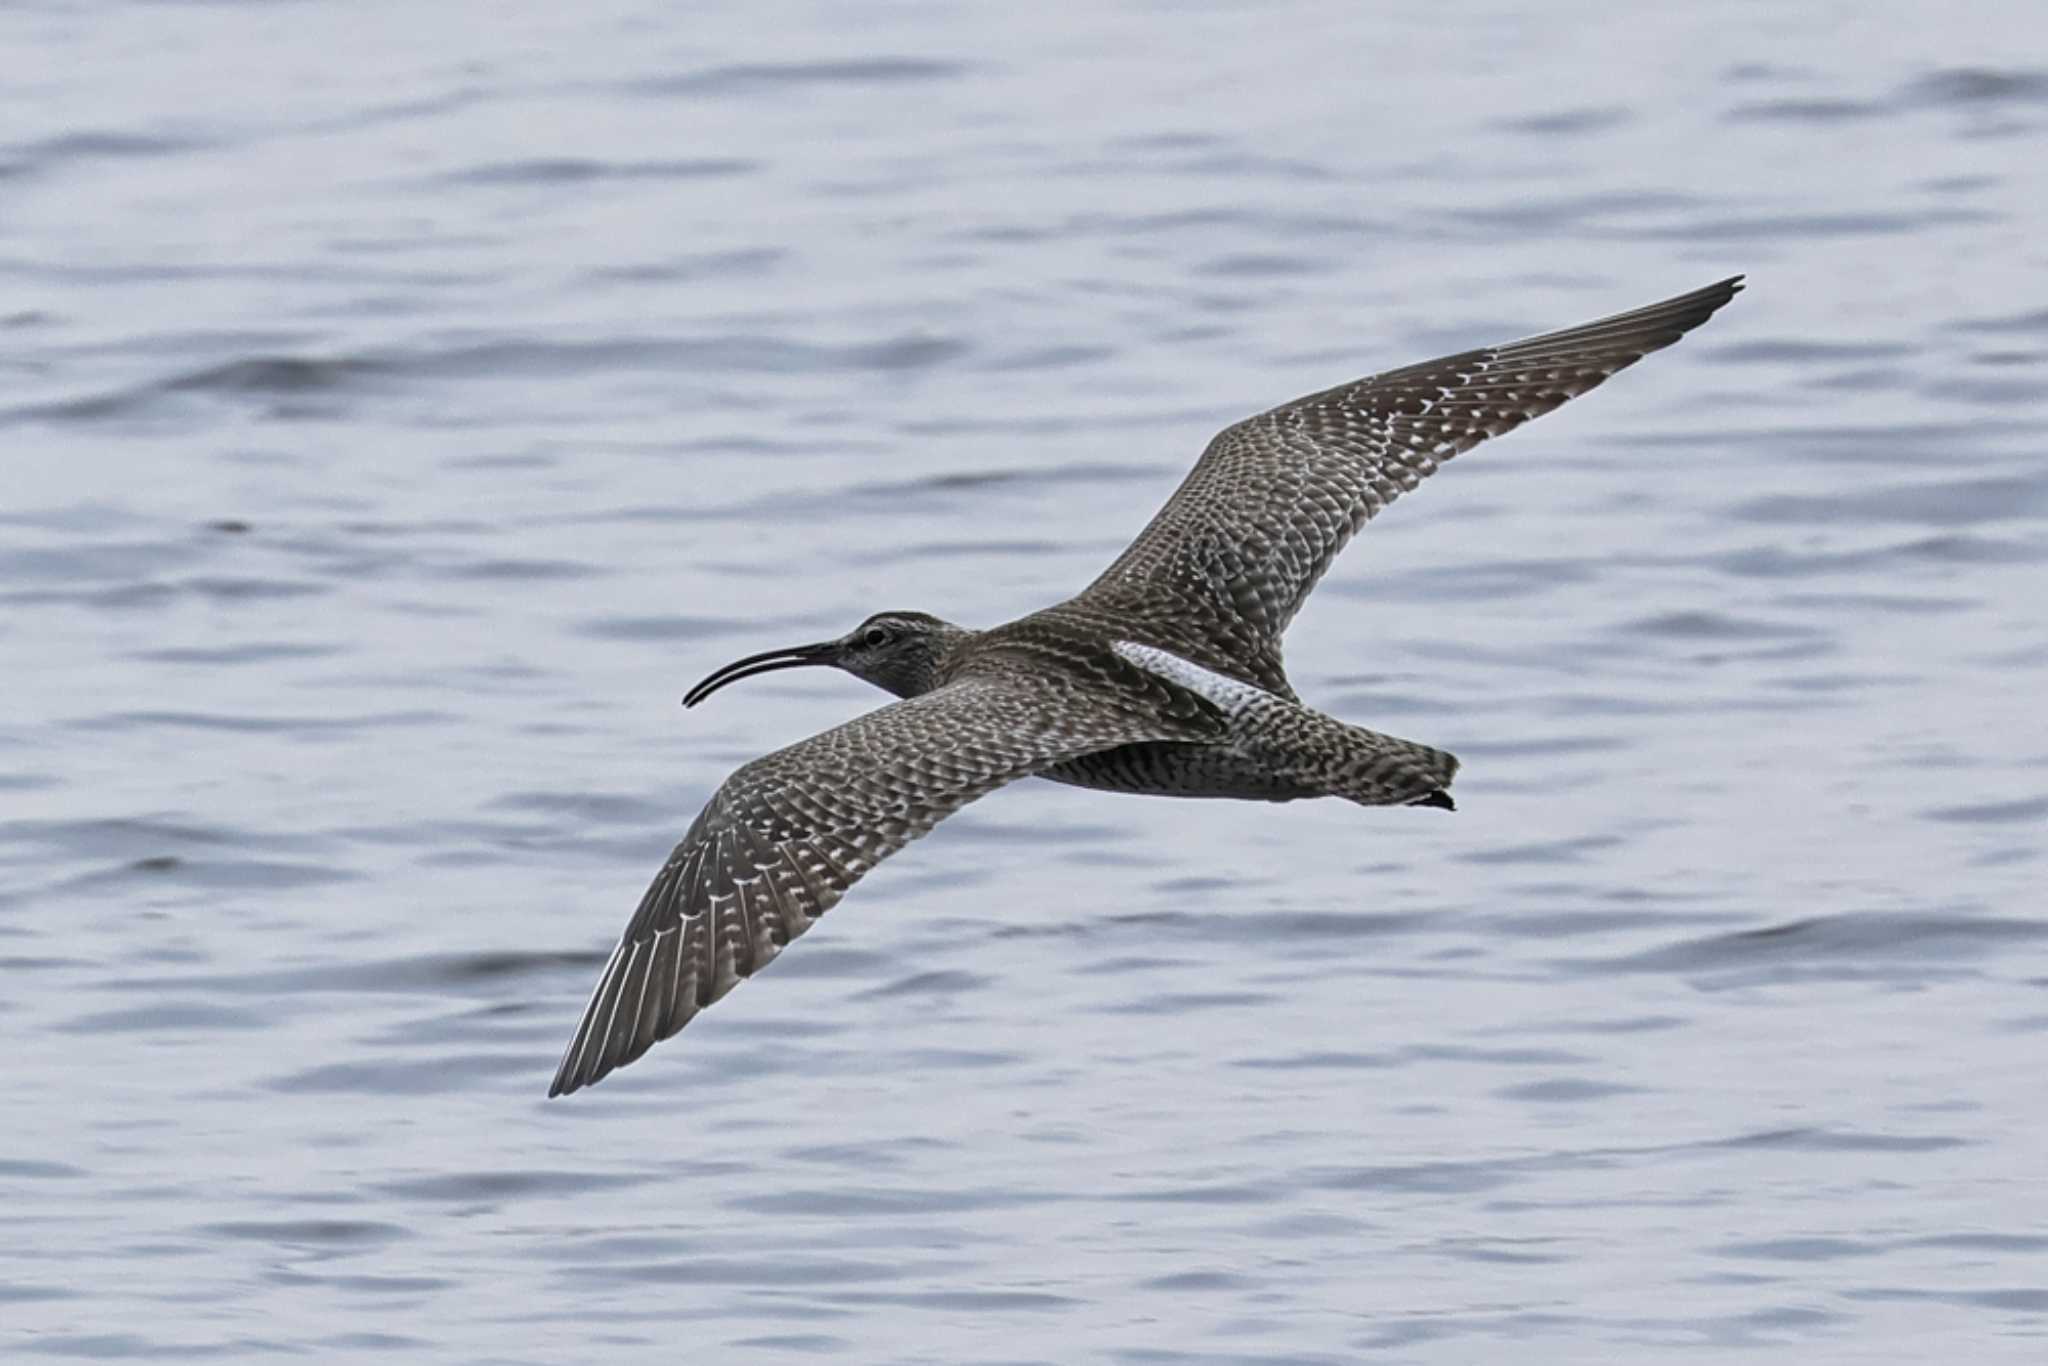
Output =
[
  {"x1": 549, "y1": 674, "x2": 1215, "y2": 1096},
  {"x1": 1080, "y1": 278, "x2": 1744, "y2": 659}
]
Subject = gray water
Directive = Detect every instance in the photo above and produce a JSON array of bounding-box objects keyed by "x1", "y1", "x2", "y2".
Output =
[{"x1": 5, "y1": 2, "x2": 2048, "y2": 1361}]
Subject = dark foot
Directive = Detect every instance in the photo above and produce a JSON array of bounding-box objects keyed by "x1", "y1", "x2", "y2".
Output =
[{"x1": 1412, "y1": 789, "x2": 1455, "y2": 812}]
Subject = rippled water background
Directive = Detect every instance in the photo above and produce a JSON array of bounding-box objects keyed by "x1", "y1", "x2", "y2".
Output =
[{"x1": 6, "y1": 3, "x2": 2048, "y2": 1361}]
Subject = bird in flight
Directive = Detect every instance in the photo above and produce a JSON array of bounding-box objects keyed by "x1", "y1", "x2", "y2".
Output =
[{"x1": 550, "y1": 277, "x2": 1743, "y2": 1096}]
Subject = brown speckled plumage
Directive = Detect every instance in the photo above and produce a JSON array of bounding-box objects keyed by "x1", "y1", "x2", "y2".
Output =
[{"x1": 550, "y1": 277, "x2": 1743, "y2": 1096}]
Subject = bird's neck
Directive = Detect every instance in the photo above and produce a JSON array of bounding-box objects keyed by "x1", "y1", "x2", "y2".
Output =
[{"x1": 906, "y1": 625, "x2": 982, "y2": 697}]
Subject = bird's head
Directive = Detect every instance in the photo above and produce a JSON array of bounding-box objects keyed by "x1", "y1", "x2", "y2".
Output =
[{"x1": 683, "y1": 610, "x2": 974, "y2": 707}]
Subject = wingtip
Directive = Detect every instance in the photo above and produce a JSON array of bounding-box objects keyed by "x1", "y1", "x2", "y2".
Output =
[
  {"x1": 548, "y1": 1036, "x2": 618, "y2": 1098},
  {"x1": 1673, "y1": 273, "x2": 1745, "y2": 316},
  {"x1": 1693, "y1": 274, "x2": 1746, "y2": 312},
  {"x1": 1675, "y1": 275, "x2": 1744, "y2": 331},
  {"x1": 547, "y1": 1012, "x2": 604, "y2": 1099},
  {"x1": 548, "y1": 1058, "x2": 602, "y2": 1099}
]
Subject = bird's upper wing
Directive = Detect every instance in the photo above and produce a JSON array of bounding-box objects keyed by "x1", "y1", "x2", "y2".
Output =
[
  {"x1": 1078, "y1": 278, "x2": 1743, "y2": 655},
  {"x1": 550, "y1": 672, "x2": 1217, "y2": 1096}
]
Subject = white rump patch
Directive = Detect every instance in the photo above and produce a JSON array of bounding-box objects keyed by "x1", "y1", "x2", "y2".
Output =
[{"x1": 1111, "y1": 641, "x2": 1268, "y2": 717}]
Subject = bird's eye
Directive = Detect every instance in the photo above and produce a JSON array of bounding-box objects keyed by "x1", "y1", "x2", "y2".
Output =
[{"x1": 862, "y1": 626, "x2": 890, "y2": 648}]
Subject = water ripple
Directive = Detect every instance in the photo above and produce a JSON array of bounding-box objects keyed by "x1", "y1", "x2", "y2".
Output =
[{"x1": 8, "y1": 7, "x2": 2047, "y2": 1360}]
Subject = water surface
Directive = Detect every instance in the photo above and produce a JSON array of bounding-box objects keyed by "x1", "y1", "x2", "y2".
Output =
[{"x1": 5, "y1": 2, "x2": 2048, "y2": 1361}]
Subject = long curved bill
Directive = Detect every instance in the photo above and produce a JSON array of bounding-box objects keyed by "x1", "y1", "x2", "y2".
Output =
[{"x1": 683, "y1": 640, "x2": 836, "y2": 708}]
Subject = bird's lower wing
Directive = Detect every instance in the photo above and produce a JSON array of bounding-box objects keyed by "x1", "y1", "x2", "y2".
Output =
[
  {"x1": 549, "y1": 674, "x2": 1217, "y2": 1096},
  {"x1": 1080, "y1": 277, "x2": 1744, "y2": 655}
]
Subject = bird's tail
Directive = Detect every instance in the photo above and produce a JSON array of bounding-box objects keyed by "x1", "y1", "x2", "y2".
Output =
[
  {"x1": 1327, "y1": 723, "x2": 1460, "y2": 811},
  {"x1": 1224, "y1": 697, "x2": 1458, "y2": 812}
]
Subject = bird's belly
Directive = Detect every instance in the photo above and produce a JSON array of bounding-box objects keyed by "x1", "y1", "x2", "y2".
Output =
[{"x1": 1039, "y1": 742, "x2": 1316, "y2": 802}]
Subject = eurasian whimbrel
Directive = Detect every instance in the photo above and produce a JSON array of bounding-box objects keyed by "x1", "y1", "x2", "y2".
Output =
[{"x1": 549, "y1": 277, "x2": 1743, "y2": 1096}]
